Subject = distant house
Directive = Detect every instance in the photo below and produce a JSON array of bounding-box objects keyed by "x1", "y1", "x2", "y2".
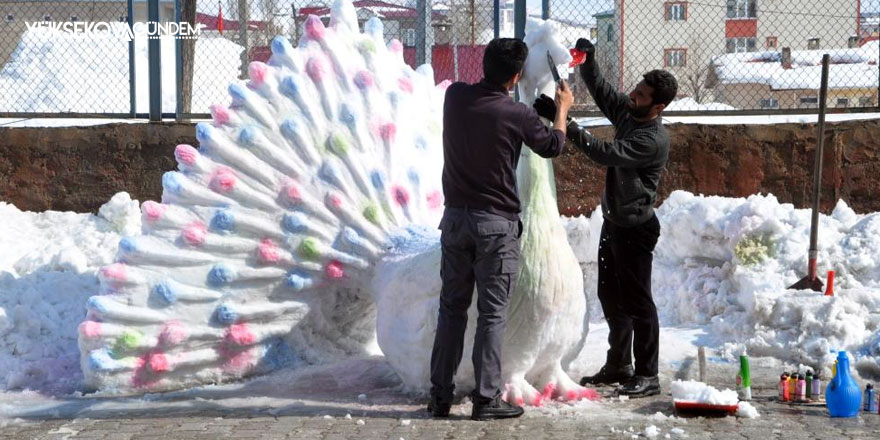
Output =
[{"x1": 710, "y1": 42, "x2": 878, "y2": 110}]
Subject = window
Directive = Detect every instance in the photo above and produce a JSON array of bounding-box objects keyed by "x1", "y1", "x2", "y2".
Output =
[
  {"x1": 664, "y1": 49, "x2": 687, "y2": 67},
  {"x1": 726, "y1": 37, "x2": 756, "y2": 53},
  {"x1": 727, "y1": 0, "x2": 757, "y2": 18},
  {"x1": 70, "y1": 15, "x2": 78, "y2": 22},
  {"x1": 665, "y1": 2, "x2": 687, "y2": 21},
  {"x1": 837, "y1": 98, "x2": 849, "y2": 108},
  {"x1": 5, "y1": 14, "x2": 13, "y2": 23},
  {"x1": 800, "y1": 96, "x2": 819, "y2": 108},
  {"x1": 403, "y1": 28, "x2": 415, "y2": 46},
  {"x1": 119, "y1": 15, "x2": 128, "y2": 22},
  {"x1": 765, "y1": 36, "x2": 777, "y2": 49},
  {"x1": 859, "y1": 96, "x2": 874, "y2": 107},
  {"x1": 43, "y1": 14, "x2": 51, "y2": 21},
  {"x1": 759, "y1": 97, "x2": 779, "y2": 109},
  {"x1": 606, "y1": 24, "x2": 613, "y2": 41},
  {"x1": 807, "y1": 38, "x2": 820, "y2": 50}
]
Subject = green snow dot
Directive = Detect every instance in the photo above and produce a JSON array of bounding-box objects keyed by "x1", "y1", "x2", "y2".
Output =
[
  {"x1": 363, "y1": 205, "x2": 379, "y2": 225},
  {"x1": 358, "y1": 39, "x2": 376, "y2": 54},
  {"x1": 330, "y1": 133, "x2": 350, "y2": 156},
  {"x1": 115, "y1": 330, "x2": 143, "y2": 352},
  {"x1": 299, "y1": 238, "x2": 322, "y2": 260}
]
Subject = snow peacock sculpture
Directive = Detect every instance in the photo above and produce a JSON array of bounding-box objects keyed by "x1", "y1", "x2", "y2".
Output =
[{"x1": 78, "y1": 0, "x2": 595, "y2": 404}]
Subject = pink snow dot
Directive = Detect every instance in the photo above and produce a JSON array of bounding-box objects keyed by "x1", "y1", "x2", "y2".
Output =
[
  {"x1": 182, "y1": 221, "x2": 207, "y2": 246},
  {"x1": 542, "y1": 382, "x2": 556, "y2": 400},
  {"x1": 305, "y1": 15, "x2": 326, "y2": 40},
  {"x1": 149, "y1": 352, "x2": 170, "y2": 373},
  {"x1": 380, "y1": 123, "x2": 397, "y2": 143},
  {"x1": 306, "y1": 56, "x2": 327, "y2": 82},
  {"x1": 325, "y1": 260, "x2": 345, "y2": 279},
  {"x1": 391, "y1": 185, "x2": 409, "y2": 206},
  {"x1": 101, "y1": 263, "x2": 128, "y2": 282},
  {"x1": 79, "y1": 321, "x2": 102, "y2": 338},
  {"x1": 580, "y1": 388, "x2": 600, "y2": 401},
  {"x1": 354, "y1": 70, "x2": 374, "y2": 90},
  {"x1": 226, "y1": 323, "x2": 257, "y2": 346},
  {"x1": 516, "y1": 397, "x2": 525, "y2": 407},
  {"x1": 221, "y1": 347, "x2": 256, "y2": 374},
  {"x1": 211, "y1": 168, "x2": 237, "y2": 193},
  {"x1": 398, "y1": 77, "x2": 413, "y2": 94},
  {"x1": 174, "y1": 144, "x2": 199, "y2": 166},
  {"x1": 210, "y1": 104, "x2": 231, "y2": 125},
  {"x1": 284, "y1": 182, "x2": 302, "y2": 203},
  {"x1": 437, "y1": 80, "x2": 452, "y2": 90},
  {"x1": 142, "y1": 201, "x2": 167, "y2": 222},
  {"x1": 566, "y1": 390, "x2": 578, "y2": 401},
  {"x1": 328, "y1": 193, "x2": 343, "y2": 208},
  {"x1": 159, "y1": 321, "x2": 187, "y2": 346},
  {"x1": 426, "y1": 190, "x2": 443, "y2": 209},
  {"x1": 248, "y1": 62, "x2": 269, "y2": 86},
  {"x1": 258, "y1": 238, "x2": 282, "y2": 263},
  {"x1": 389, "y1": 39, "x2": 403, "y2": 54}
]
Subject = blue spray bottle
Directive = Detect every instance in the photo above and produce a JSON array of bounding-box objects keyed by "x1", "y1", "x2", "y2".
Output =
[{"x1": 826, "y1": 351, "x2": 862, "y2": 417}]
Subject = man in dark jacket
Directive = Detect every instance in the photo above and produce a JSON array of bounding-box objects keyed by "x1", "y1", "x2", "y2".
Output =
[
  {"x1": 429, "y1": 38, "x2": 573, "y2": 421},
  {"x1": 534, "y1": 38, "x2": 677, "y2": 398}
]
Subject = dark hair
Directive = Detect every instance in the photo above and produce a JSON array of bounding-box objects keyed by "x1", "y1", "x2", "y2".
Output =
[
  {"x1": 483, "y1": 38, "x2": 528, "y2": 86},
  {"x1": 642, "y1": 70, "x2": 678, "y2": 106}
]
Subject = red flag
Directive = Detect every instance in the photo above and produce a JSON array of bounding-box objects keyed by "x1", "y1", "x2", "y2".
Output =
[{"x1": 217, "y1": 2, "x2": 224, "y2": 35}]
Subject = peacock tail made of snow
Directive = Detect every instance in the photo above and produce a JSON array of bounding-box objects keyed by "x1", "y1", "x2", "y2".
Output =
[{"x1": 77, "y1": 0, "x2": 447, "y2": 392}]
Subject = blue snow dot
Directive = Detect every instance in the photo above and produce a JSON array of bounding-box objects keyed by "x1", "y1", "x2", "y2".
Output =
[
  {"x1": 89, "y1": 349, "x2": 118, "y2": 372},
  {"x1": 239, "y1": 126, "x2": 257, "y2": 146},
  {"x1": 271, "y1": 36, "x2": 290, "y2": 55},
  {"x1": 280, "y1": 119, "x2": 299, "y2": 139},
  {"x1": 118, "y1": 237, "x2": 137, "y2": 253},
  {"x1": 388, "y1": 92, "x2": 400, "y2": 109},
  {"x1": 364, "y1": 18, "x2": 383, "y2": 36},
  {"x1": 282, "y1": 212, "x2": 308, "y2": 234},
  {"x1": 279, "y1": 76, "x2": 300, "y2": 99},
  {"x1": 228, "y1": 84, "x2": 248, "y2": 103},
  {"x1": 210, "y1": 210, "x2": 235, "y2": 232},
  {"x1": 343, "y1": 227, "x2": 363, "y2": 246},
  {"x1": 195, "y1": 123, "x2": 213, "y2": 143},
  {"x1": 162, "y1": 172, "x2": 184, "y2": 194},
  {"x1": 415, "y1": 136, "x2": 428, "y2": 150},
  {"x1": 87, "y1": 296, "x2": 108, "y2": 314},
  {"x1": 320, "y1": 161, "x2": 341, "y2": 184},
  {"x1": 208, "y1": 264, "x2": 237, "y2": 287},
  {"x1": 407, "y1": 168, "x2": 420, "y2": 186},
  {"x1": 263, "y1": 338, "x2": 295, "y2": 369},
  {"x1": 153, "y1": 281, "x2": 177, "y2": 304},
  {"x1": 285, "y1": 272, "x2": 311, "y2": 291},
  {"x1": 370, "y1": 170, "x2": 386, "y2": 190},
  {"x1": 214, "y1": 303, "x2": 238, "y2": 325},
  {"x1": 340, "y1": 104, "x2": 357, "y2": 128}
]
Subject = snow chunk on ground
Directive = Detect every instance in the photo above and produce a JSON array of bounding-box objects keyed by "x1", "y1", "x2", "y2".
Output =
[
  {"x1": 736, "y1": 401, "x2": 760, "y2": 418},
  {"x1": 671, "y1": 380, "x2": 738, "y2": 405}
]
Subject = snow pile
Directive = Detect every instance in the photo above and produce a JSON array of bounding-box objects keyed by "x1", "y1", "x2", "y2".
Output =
[
  {"x1": 671, "y1": 380, "x2": 738, "y2": 405},
  {"x1": 0, "y1": 193, "x2": 139, "y2": 394},
  {"x1": 665, "y1": 98, "x2": 735, "y2": 112},
  {"x1": 0, "y1": 29, "x2": 243, "y2": 114},
  {"x1": 736, "y1": 401, "x2": 760, "y2": 418}
]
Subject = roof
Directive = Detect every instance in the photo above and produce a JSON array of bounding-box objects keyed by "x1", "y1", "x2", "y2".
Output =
[
  {"x1": 298, "y1": 0, "x2": 445, "y2": 19},
  {"x1": 197, "y1": 12, "x2": 268, "y2": 31},
  {"x1": 593, "y1": 9, "x2": 615, "y2": 18}
]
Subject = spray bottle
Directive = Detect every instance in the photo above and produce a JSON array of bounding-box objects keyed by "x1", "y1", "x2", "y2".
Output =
[
  {"x1": 865, "y1": 384, "x2": 878, "y2": 412},
  {"x1": 806, "y1": 370, "x2": 814, "y2": 400},
  {"x1": 813, "y1": 371, "x2": 823, "y2": 399},
  {"x1": 779, "y1": 372, "x2": 790, "y2": 401},
  {"x1": 797, "y1": 373, "x2": 807, "y2": 401},
  {"x1": 736, "y1": 352, "x2": 751, "y2": 400}
]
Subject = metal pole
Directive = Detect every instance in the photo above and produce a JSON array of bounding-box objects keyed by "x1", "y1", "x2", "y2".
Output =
[
  {"x1": 542, "y1": 0, "x2": 550, "y2": 19},
  {"x1": 493, "y1": 0, "x2": 499, "y2": 38},
  {"x1": 514, "y1": 0, "x2": 525, "y2": 39},
  {"x1": 416, "y1": 0, "x2": 432, "y2": 66},
  {"x1": 808, "y1": 53, "x2": 831, "y2": 281},
  {"x1": 175, "y1": 0, "x2": 183, "y2": 120},
  {"x1": 148, "y1": 0, "x2": 162, "y2": 121},
  {"x1": 128, "y1": 0, "x2": 136, "y2": 118}
]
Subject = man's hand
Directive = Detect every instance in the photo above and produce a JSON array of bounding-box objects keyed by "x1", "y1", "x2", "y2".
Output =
[
  {"x1": 533, "y1": 94, "x2": 557, "y2": 121},
  {"x1": 575, "y1": 38, "x2": 595, "y2": 60},
  {"x1": 555, "y1": 80, "x2": 574, "y2": 113}
]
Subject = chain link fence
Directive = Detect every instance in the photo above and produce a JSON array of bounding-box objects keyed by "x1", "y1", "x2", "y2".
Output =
[{"x1": 0, "y1": 0, "x2": 878, "y2": 117}]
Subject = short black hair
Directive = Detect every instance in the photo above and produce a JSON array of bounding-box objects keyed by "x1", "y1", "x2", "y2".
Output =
[
  {"x1": 483, "y1": 38, "x2": 528, "y2": 86},
  {"x1": 642, "y1": 70, "x2": 678, "y2": 106}
]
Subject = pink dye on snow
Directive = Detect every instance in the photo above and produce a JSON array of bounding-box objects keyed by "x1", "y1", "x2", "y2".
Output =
[
  {"x1": 398, "y1": 77, "x2": 413, "y2": 94},
  {"x1": 542, "y1": 382, "x2": 556, "y2": 400},
  {"x1": 258, "y1": 238, "x2": 282, "y2": 263},
  {"x1": 248, "y1": 62, "x2": 269, "y2": 86},
  {"x1": 580, "y1": 387, "x2": 600, "y2": 401},
  {"x1": 517, "y1": 397, "x2": 525, "y2": 407},
  {"x1": 79, "y1": 321, "x2": 102, "y2": 338},
  {"x1": 380, "y1": 123, "x2": 397, "y2": 143},
  {"x1": 210, "y1": 104, "x2": 231, "y2": 125},
  {"x1": 226, "y1": 323, "x2": 257, "y2": 346},
  {"x1": 306, "y1": 56, "x2": 327, "y2": 82},
  {"x1": 427, "y1": 190, "x2": 443, "y2": 209},
  {"x1": 284, "y1": 182, "x2": 302, "y2": 203},
  {"x1": 220, "y1": 346, "x2": 256, "y2": 375},
  {"x1": 183, "y1": 221, "x2": 207, "y2": 246},
  {"x1": 159, "y1": 321, "x2": 187, "y2": 346},
  {"x1": 174, "y1": 144, "x2": 199, "y2": 166},
  {"x1": 326, "y1": 260, "x2": 345, "y2": 279},
  {"x1": 211, "y1": 168, "x2": 237, "y2": 193},
  {"x1": 101, "y1": 263, "x2": 128, "y2": 282},
  {"x1": 142, "y1": 201, "x2": 167, "y2": 222},
  {"x1": 437, "y1": 80, "x2": 452, "y2": 90},
  {"x1": 392, "y1": 185, "x2": 409, "y2": 206},
  {"x1": 149, "y1": 352, "x2": 170, "y2": 373},
  {"x1": 305, "y1": 15, "x2": 326, "y2": 40},
  {"x1": 328, "y1": 193, "x2": 343, "y2": 208},
  {"x1": 389, "y1": 39, "x2": 403, "y2": 54},
  {"x1": 354, "y1": 70, "x2": 374, "y2": 89}
]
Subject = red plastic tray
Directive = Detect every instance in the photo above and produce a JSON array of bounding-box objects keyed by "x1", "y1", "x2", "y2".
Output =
[{"x1": 673, "y1": 400, "x2": 739, "y2": 414}]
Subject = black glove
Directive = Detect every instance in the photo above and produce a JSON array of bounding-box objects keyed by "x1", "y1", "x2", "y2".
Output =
[
  {"x1": 533, "y1": 93, "x2": 557, "y2": 121},
  {"x1": 575, "y1": 38, "x2": 595, "y2": 58}
]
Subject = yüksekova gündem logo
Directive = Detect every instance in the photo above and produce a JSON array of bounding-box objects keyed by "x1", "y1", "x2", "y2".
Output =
[{"x1": 25, "y1": 21, "x2": 204, "y2": 40}]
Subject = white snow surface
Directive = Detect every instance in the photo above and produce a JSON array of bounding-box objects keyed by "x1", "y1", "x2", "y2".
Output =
[{"x1": 670, "y1": 380, "x2": 738, "y2": 406}]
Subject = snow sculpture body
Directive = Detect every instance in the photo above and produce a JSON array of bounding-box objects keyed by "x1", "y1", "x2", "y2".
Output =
[{"x1": 78, "y1": 0, "x2": 593, "y2": 404}]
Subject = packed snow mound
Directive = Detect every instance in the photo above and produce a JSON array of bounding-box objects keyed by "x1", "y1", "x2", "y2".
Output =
[{"x1": 671, "y1": 380, "x2": 738, "y2": 405}]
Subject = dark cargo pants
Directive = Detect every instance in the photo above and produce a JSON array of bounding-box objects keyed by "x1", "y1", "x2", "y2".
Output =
[{"x1": 429, "y1": 207, "x2": 522, "y2": 404}]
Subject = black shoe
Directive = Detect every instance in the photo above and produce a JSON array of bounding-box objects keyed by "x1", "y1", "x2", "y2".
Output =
[
  {"x1": 617, "y1": 375, "x2": 660, "y2": 397},
  {"x1": 579, "y1": 364, "x2": 635, "y2": 386},
  {"x1": 471, "y1": 398, "x2": 524, "y2": 421},
  {"x1": 426, "y1": 396, "x2": 451, "y2": 417}
]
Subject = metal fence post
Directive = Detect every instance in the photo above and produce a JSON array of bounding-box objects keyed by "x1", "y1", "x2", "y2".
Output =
[
  {"x1": 148, "y1": 0, "x2": 162, "y2": 121},
  {"x1": 493, "y1": 0, "x2": 499, "y2": 39},
  {"x1": 542, "y1": 0, "x2": 550, "y2": 20},
  {"x1": 514, "y1": 0, "x2": 525, "y2": 40},
  {"x1": 416, "y1": 0, "x2": 432, "y2": 66},
  {"x1": 175, "y1": 0, "x2": 183, "y2": 120},
  {"x1": 128, "y1": 0, "x2": 136, "y2": 118}
]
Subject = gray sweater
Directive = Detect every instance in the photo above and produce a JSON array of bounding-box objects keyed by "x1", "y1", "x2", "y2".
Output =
[{"x1": 566, "y1": 59, "x2": 670, "y2": 227}]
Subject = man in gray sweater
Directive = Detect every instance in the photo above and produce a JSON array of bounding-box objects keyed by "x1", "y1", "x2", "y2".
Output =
[{"x1": 534, "y1": 38, "x2": 677, "y2": 398}]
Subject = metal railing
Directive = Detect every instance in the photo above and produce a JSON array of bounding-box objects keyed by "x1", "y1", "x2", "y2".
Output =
[{"x1": 0, "y1": 0, "x2": 878, "y2": 119}]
